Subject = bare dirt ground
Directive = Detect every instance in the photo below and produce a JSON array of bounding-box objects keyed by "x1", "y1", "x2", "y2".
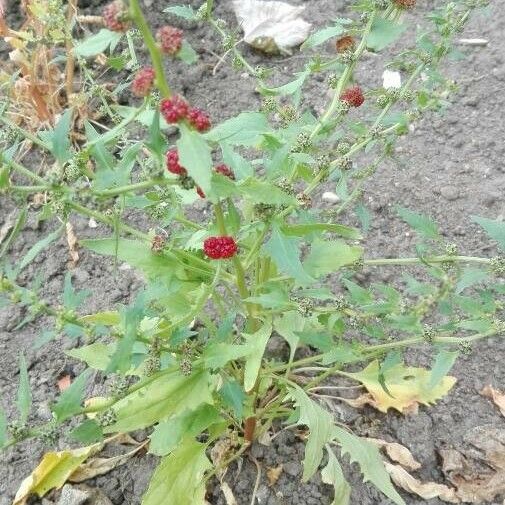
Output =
[{"x1": 1, "y1": 0, "x2": 504, "y2": 504}]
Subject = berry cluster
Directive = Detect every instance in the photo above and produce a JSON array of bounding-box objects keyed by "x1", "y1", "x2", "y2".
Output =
[
  {"x1": 336, "y1": 35, "x2": 355, "y2": 53},
  {"x1": 341, "y1": 86, "x2": 365, "y2": 108},
  {"x1": 203, "y1": 236, "x2": 238, "y2": 259},
  {"x1": 103, "y1": 0, "x2": 129, "y2": 32},
  {"x1": 156, "y1": 25, "x2": 183, "y2": 55},
  {"x1": 215, "y1": 164, "x2": 235, "y2": 180},
  {"x1": 160, "y1": 96, "x2": 212, "y2": 132},
  {"x1": 166, "y1": 149, "x2": 187, "y2": 175},
  {"x1": 131, "y1": 67, "x2": 155, "y2": 97}
]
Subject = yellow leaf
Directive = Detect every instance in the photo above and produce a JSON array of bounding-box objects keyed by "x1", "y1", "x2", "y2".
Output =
[
  {"x1": 13, "y1": 443, "x2": 102, "y2": 504},
  {"x1": 345, "y1": 360, "x2": 456, "y2": 413}
]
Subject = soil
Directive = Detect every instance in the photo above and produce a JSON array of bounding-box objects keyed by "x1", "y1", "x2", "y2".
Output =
[{"x1": 1, "y1": 0, "x2": 505, "y2": 505}]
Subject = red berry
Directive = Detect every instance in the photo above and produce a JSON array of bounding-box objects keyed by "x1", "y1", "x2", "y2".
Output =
[
  {"x1": 341, "y1": 86, "x2": 365, "y2": 108},
  {"x1": 203, "y1": 236, "x2": 238, "y2": 259},
  {"x1": 156, "y1": 25, "x2": 183, "y2": 55},
  {"x1": 214, "y1": 164, "x2": 235, "y2": 180},
  {"x1": 131, "y1": 67, "x2": 155, "y2": 97},
  {"x1": 166, "y1": 149, "x2": 187, "y2": 175},
  {"x1": 103, "y1": 0, "x2": 129, "y2": 32},
  {"x1": 393, "y1": 0, "x2": 416, "y2": 7},
  {"x1": 196, "y1": 186, "x2": 205, "y2": 199},
  {"x1": 160, "y1": 95, "x2": 189, "y2": 124},
  {"x1": 187, "y1": 107, "x2": 211, "y2": 132}
]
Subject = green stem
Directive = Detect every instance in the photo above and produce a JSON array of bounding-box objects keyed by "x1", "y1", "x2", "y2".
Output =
[
  {"x1": 129, "y1": 0, "x2": 171, "y2": 98},
  {"x1": 0, "y1": 115, "x2": 51, "y2": 151},
  {"x1": 364, "y1": 255, "x2": 491, "y2": 266},
  {"x1": 92, "y1": 178, "x2": 176, "y2": 197}
]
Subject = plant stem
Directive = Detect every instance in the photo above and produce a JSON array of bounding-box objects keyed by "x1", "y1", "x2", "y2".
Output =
[
  {"x1": 364, "y1": 255, "x2": 491, "y2": 266},
  {"x1": 92, "y1": 178, "x2": 176, "y2": 197},
  {"x1": 128, "y1": 0, "x2": 171, "y2": 98}
]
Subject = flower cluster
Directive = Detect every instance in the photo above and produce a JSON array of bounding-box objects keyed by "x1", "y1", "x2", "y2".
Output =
[
  {"x1": 103, "y1": 0, "x2": 129, "y2": 32},
  {"x1": 131, "y1": 67, "x2": 155, "y2": 97},
  {"x1": 160, "y1": 96, "x2": 212, "y2": 132},
  {"x1": 156, "y1": 25, "x2": 183, "y2": 55},
  {"x1": 341, "y1": 85, "x2": 365, "y2": 107},
  {"x1": 203, "y1": 236, "x2": 238, "y2": 259}
]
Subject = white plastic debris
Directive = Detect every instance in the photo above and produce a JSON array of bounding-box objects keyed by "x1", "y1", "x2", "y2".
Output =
[
  {"x1": 382, "y1": 69, "x2": 402, "y2": 89},
  {"x1": 457, "y1": 38, "x2": 488, "y2": 46},
  {"x1": 88, "y1": 218, "x2": 98, "y2": 228},
  {"x1": 322, "y1": 191, "x2": 340, "y2": 203},
  {"x1": 232, "y1": 0, "x2": 311, "y2": 54}
]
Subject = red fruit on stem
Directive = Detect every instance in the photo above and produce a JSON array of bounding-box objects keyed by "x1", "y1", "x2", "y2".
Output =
[
  {"x1": 103, "y1": 0, "x2": 129, "y2": 32},
  {"x1": 156, "y1": 25, "x2": 183, "y2": 55},
  {"x1": 131, "y1": 67, "x2": 155, "y2": 97},
  {"x1": 166, "y1": 149, "x2": 187, "y2": 175},
  {"x1": 341, "y1": 85, "x2": 365, "y2": 108},
  {"x1": 160, "y1": 95, "x2": 189, "y2": 123},
  {"x1": 187, "y1": 107, "x2": 211, "y2": 132},
  {"x1": 214, "y1": 164, "x2": 235, "y2": 180},
  {"x1": 203, "y1": 236, "x2": 238, "y2": 259},
  {"x1": 196, "y1": 186, "x2": 205, "y2": 199}
]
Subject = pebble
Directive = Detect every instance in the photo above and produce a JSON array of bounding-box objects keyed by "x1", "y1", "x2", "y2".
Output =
[
  {"x1": 321, "y1": 191, "x2": 339, "y2": 203},
  {"x1": 283, "y1": 461, "x2": 301, "y2": 476},
  {"x1": 56, "y1": 485, "x2": 91, "y2": 505},
  {"x1": 72, "y1": 268, "x2": 90, "y2": 283},
  {"x1": 440, "y1": 185, "x2": 460, "y2": 201}
]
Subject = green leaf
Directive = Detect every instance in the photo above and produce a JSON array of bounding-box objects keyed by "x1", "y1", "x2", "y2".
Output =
[
  {"x1": 85, "y1": 122, "x2": 115, "y2": 170},
  {"x1": 142, "y1": 437, "x2": 211, "y2": 505},
  {"x1": 145, "y1": 109, "x2": 167, "y2": 159},
  {"x1": 202, "y1": 342, "x2": 250, "y2": 369},
  {"x1": 51, "y1": 108, "x2": 73, "y2": 165},
  {"x1": 62, "y1": 273, "x2": 91, "y2": 310},
  {"x1": 17, "y1": 225, "x2": 64, "y2": 274},
  {"x1": 304, "y1": 239, "x2": 363, "y2": 277},
  {"x1": 332, "y1": 426, "x2": 405, "y2": 505},
  {"x1": 81, "y1": 238, "x2": 180, "y2": 284},
  {"x1": 472, "y1": 215, "x2": 505, "y2": 250},
  {"x1": 239, "y1": 179, "x2": 295, "y2": 205},
  {"x1": 274, "y1": 311, "x2": 305, "y2": 360},
  {"x1": 74, "y1": 29, "x2": 122, "y2": 57},
  {"x1": 367, "y1": 18, "x2": 407, "y2": 51},
  {"x1": 163, "y1": 5, "x2": 197, "y2": 19},
  {"x1": 397, "y1": 206, "x2": 439, "y2": 240},
  {"x1": 149, "y1": 404, "x2": 222, "y2": 456},
  {"x1": 321, "y1": 446, "x2": 351, "y2": 505},
  {"x1": 220, "y1": 143, "x2": 253, "y2": 180},
  {"x1": 281, "y1": 223, "x2": 362, "y2": 240},
  {"x1": 219, "y1": 380, "x2": 246, "y2": 419},
  {"x1": 205, "y1": 112, "x2": 272, "y2": 146},
  {"x1": 243, "y1": 322, "x2": 272, "y2": 392},
  {"x1": 264, "y1": 225, "x2": 314, "y2": 286},
  {"x1": 177, "y1": 124, "x2": 213, "y2": 194},
  {"x1": 0, "y1": 207, "x2": 27, "y2": 262},
  {"x1": 93, "y1": 143, "x2": 141, "y2": 191},
  {"x1": 261, "y1": 70, "x2": 310, "y2": 102},
  {"x1": 177, "y1": 40, "x2": 198, "y2": 64},
  {"x1": 343, "y1": 279, "x2": 373, "y2": 305},
  {"x1": 429, "y1": 349, "x2": 459, "y2": 389},
  {"x1": 288, "y1": 386, "x2": 335, "y2": 481},
  {"x1": 301, "y1": 24, "x2": 345, "y2": 50},
  {"x1": 66, "y1": 343, "x2": 112, "y2": 371},
  {"x1": 70, "y1": 419, "x2": 103, "y2": 444},
  {"x1": 456, "y1": 268, "x2": 489, "y2": 294},
  {"x1": 52, "y1": 370, "x2": 92, "y2": 423},
  {"x1": 17, "y1": 354, "x2": 32, "y2": 424},
  {"x1": 105, "y1": 369, "x2": 214, "y2": 433}
]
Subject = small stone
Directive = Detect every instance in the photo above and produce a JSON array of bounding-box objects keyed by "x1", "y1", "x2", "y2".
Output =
[
  {"x1": 57, "y1": 485, "x2": 91, "y2": 505},
  {"x1": 440, "y1": 186, "x2": 460, "y2": 201},
  {"x1": 72, "y1": 268, "x2": 89, "y2": 283},
  {"x1": 321, "y1": 191, "x2": 340, "y2": 203},
  {"x1": 283, "y1": 461, "x2": 301, "y2": 476}
]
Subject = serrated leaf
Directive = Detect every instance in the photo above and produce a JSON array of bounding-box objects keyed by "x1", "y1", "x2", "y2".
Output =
[
  {"x1": 205, "y1": 112, "x2": 272, "y2": 146},
  {"x1": 261, "y1": 70, "x2": 310, "y2": 104},
  {"x1": 456, "y1": 268, "x2": 489, "y2": 294},
  {"x1": 74, "y1": 29, "x2": 122, "y2": 57},
  {"x1": 288, "y1": 386, "x2": 335, "y2": 481},
  {"x1": 303, "y1": 239, "x2": 363, "y2": 277},
  {"x1": 243, "y1": 321, "x2": 272, "y2": 392},
  {"x1": 17, "y1": 225, "x2": 64, "y2": 274},
  {"x1": 219, "y1": 379, "x2": 246, "y2": 419},
  {"x1": 66, "y1": 343, "x2": 112, "y2": 371},
  {"x1": 264, "y1": 225, "x2": 314, "y2": 286},
  {"x1": 239, "y1": 178, "x2": 296, "y2": 205},
  {"x1": 142, "y1": 437, "x2": 211, "y2": 505},
  {"x1": 397, "y1": 206, "x2": 439, "y2": 240},
  {"x1": 472, "y1": 215, "x2": 505, "y2": 250},
  {"x1": 177, "y1": 40, "x2": 198, "y2": 64},
  {"x1": 301, "y1": 24, "x2": 345, "y2": 50},
  {"x1": 177, "y1": 124, "x2": 213, "y2": 194},
  {"x1": 220, "y1": 143, "x2": 253, "y2": 180},
  {"x1": 13, "y1": 443, "x2": 102, "y2": 504},
  {"x1": 164, "y1": 5, "x2": 197, "y2": 19},
  {"x1": 62, "y1": 272, "x2": 91, "y2": 310},
  {"x1": 345, "y1": 360, "x2": 456, "y2": 413},
  {"x1": 321, "y1": 446, "x2": 351, "y2": 505},
  {"x1": 52, "y1": 370, "x2": 91, "y2": 422},
  {"x1": 149, "y1": 404, "x2": 222, "y2": 456},
  {"x1": 332, "y1": 426, "x2": 405, "y2": 505},
  {"x1": 429, "y1": 350, "x2": 459, "y2": 389},
  {"x1": 202, "y1": 342, "x2": 250, "y2": 369},
  {"x1": 69, "y1": 419, "x2": 103, "y2": 445},
  {"x1": 17, "y1": 354, "x2": 31, "y2": 424},
  {"x1": 51, "y1": 108, "x2": 73, "y2": 165},
  {"x1": 104, "y1": 369, "x2": 214, "y2": 433},
  {"x1": 367, "y1": 18, "x2": 407, "y2": 51}
]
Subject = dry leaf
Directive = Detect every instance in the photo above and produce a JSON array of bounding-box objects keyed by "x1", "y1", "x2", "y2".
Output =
[
  {"x1": 66, "y1": 222, "x2": 79, "y2": 266},
  {"x1": 267, "y1": 465, "x2": 283, "y2": 486},
  {"x1": 69, "y1": 441, "x2": 147, "y2": 482},
  {"x1": 368, "y1": 438, "x2": 421, "y2": 471},
  {"x1": 0, "y1": 210, "x2": 17, "y2": 245},
  {"x1": 220, "y1": 482, "x2": 238, "y2": 505},
  {"x1": 344, "y1": 360, "x2": 456, "y2": 413},
  {"x1": 385, "y1": 462, "x2": 459, "y2": 503},
  {"x1": 232, "y1": 0, "x2": 311, "y2": 54},
  {"x1": 13, "y1": 443, "x2": 103, "y2": 504},
  {"x1": 480, "y1": 385, "x2": 505, "y2": 417},
  {"x1": 57, "y1": 374, "x2": 72, "y2": 392}
]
